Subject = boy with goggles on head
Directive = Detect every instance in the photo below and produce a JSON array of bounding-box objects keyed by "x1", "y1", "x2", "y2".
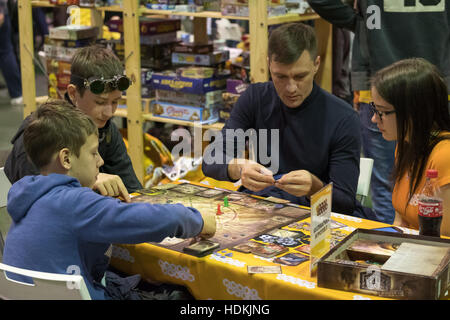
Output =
[{"x1": 5, "y1": 45, "x2": 142, "y2": 201}]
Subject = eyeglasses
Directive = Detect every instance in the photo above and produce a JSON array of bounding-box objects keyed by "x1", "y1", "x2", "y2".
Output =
[
  {"x1": 370, "y1": 102, "x2": 396, "y2": 121},
  {"x1": 71, "y1": 74, "x2": 131, "y2": 94}
]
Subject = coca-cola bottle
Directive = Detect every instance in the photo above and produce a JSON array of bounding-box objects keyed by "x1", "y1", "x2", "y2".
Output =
[{"x1": 417, "y1": 169, "x2": 443, "y2": 237}]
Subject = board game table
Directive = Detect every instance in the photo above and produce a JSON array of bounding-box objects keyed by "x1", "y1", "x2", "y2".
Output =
[{"x1": 109, "y1": 183, "x2": 422, "y2": 300}]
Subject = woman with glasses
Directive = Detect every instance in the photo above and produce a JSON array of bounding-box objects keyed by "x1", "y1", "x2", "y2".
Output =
[{"x1": 371, "y1": 58, "x2": 450, "y2": 237}]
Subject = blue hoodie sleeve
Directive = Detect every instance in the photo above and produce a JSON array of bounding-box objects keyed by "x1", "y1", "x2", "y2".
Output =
[{"x1": 68, "y1": 188, "x2": 204, "y2": 244}]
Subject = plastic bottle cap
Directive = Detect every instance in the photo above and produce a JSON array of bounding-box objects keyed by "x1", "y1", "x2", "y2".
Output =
[{"x1": 426, "y1": 169, "x2": 438, "y2": 178}]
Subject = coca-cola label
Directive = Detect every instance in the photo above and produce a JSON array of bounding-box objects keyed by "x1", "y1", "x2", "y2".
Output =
[{"x1": 418, "y1": 200, "x2": 443, "y2": 218}]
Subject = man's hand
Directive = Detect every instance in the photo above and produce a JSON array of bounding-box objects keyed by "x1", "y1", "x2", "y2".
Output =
[
  {"x1": 228, "y1": 159, "x2": 275, "y2": 192},
  {"x1": 274, "y1": 170, "x2": 323, "y2": 197},
  {"x1": 93, "y1": 173, "x2": 131, "y2": 202},
  {"x1": 199, "y1": 211, "x2": 216, "y2": 239},
  {"x1": 0, "y1": 13, "x2": 4, "y2": 27}
]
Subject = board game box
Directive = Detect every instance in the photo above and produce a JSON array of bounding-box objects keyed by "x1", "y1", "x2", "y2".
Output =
[
  {"x1": 317, "y1": 229, "x2": 450, "y2": 300},
  {"x1": 150, "y1": 100, "x2": 220, "y2": 123},
  {"x1": 106, "y1": 18, "x2": 181, "y2": 36},
  {"x1": 171, "y1": 51, "x2": 230, "y2": 67},
  {"x1": 156, "y1": 88, "x2": 223, "y2": 106},
  {"x1": 151, "y1": 71, "x2": 229, "y2": 94}
]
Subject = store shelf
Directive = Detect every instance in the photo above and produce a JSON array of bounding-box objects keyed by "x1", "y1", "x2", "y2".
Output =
[
  {"x1": 142, "y1": 114, "x2": 224, "y2": 131},
  {"x1": 36, "y1": 96, "x2": 224, "y2": 131},
  {"x1": 21, "y1": 0, "x2": 332, "y2": 184},
  {"x1": 31, "y1": 1, "x2": 123, "y2": 12},
  {"x1": 268, "y1": 12, "x2": 320, "y2": 25},
  {"x1": 141, "y1": 7, "x2": 249, "y2": 21},
  {"x1": 116, "y1": 108, "x2": 224, "y2": 131}
]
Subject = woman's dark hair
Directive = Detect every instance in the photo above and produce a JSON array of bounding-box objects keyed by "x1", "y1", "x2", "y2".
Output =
[
  {"x1": 268, "y1": 22, "x2": 317, "y2": 64},
  {"x1": 371, "y1": 58, "x2": 450, "y2": 202}
]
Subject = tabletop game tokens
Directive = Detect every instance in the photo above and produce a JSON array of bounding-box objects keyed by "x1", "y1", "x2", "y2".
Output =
[{"x1": 216, "y1": 203, "x2": 223, "y2": 215}]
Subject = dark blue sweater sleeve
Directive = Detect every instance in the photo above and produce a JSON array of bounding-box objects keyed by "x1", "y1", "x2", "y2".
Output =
[
  {"x1": 328, "y1": 110, "x2": 361, "y2": 214},
  {"x1": 202, "y1": 85, "x2": 254, "y2": 181},
  {"x1": 70, "y1": 189, "x2": 204, "y2": 244}
]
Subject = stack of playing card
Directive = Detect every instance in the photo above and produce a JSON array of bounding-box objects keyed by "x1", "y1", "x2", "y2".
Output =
[{"x1": 247, "y1": 265, "x2": 282, "y2": 274}]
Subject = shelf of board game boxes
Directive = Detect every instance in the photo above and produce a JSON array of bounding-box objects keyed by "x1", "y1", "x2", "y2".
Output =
[
  {"x1": 35, "y1": 95, "x2": 225, "y2": 131},
  {"x1": 32, "y1": 1, "x2": 319, "y2": 24},
  {"x1": 31, "y1": 0, "x2": 124, "y2": 12}
]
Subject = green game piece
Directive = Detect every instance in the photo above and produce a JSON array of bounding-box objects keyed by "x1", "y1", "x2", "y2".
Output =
[{"x1": 224, "y1": 196, "x2": 229, "y2": 207}]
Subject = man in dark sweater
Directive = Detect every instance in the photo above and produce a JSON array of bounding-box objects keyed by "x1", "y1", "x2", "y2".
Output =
[
  {"x1": 4, "y1": 45, "x2": 142, "y2": 200},
  {"x1": 202, "y1": 22, "x2": 364, "y2": 216}
]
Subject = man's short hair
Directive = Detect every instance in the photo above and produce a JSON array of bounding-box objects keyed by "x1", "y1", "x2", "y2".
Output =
[
  {"x1": 268, "y1": 22, "x2": 317, "y2": 64},
  {"x1": 70, "y1": 45, "x2": 124, "y2": 96},
  {"x1": 23, "y1": 100, "x2": 98, "y2": 169}
]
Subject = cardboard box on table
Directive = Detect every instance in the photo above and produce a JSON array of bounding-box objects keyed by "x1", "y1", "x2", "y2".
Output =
[{"x1": 317, "y1": 229, "x2": 450, "y2": 300}]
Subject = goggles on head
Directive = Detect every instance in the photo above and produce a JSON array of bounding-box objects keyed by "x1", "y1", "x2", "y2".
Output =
[{"x1": 71, "y1": 74, "x2": 131, "y2": 94}]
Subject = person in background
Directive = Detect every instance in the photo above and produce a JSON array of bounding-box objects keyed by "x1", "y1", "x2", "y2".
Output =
[
  {"x1": 307, "y1": 0, "x2": 450, "y2": 224},
  {"x1": 0, "y1": 0, "x2": 22, "y2": 105},
  {"x1": 371, "y1": 58, "x2": 450, "y2": 237}
]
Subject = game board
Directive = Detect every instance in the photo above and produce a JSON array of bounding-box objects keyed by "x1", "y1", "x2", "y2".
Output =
[{"x1": 131, "y1": 183, "x2": 310, "y2": 254}]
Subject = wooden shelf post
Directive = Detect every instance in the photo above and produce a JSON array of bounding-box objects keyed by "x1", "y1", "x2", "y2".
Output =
[
  {"x1": 314, "y1": 19, "x2": 332, "y2": 93},
  {"x1": 18, "y1": 0, "x2": 37, "y2": 118},
  {"x1": 123, "y1": 0, "x2": 144, "y2": 184},
  {"x1": 249, "y1": 0, "x2": 269, "y2": 83}
]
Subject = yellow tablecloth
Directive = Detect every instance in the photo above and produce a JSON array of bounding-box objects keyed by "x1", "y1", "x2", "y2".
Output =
[{"x1": 110, "y1": 211, "x2": 415, "y2": 300}]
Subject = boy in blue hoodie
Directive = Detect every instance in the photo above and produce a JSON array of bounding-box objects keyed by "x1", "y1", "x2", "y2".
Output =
[{"x1": 2, "y1": 100, "x2": 216, "y2": 300}]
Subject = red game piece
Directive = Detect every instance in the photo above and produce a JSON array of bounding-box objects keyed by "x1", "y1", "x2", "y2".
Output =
[{"x1": 216, "y1": 203, "x2": 223, "y2": 215}]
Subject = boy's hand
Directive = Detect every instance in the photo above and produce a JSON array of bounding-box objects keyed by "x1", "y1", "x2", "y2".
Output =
[
  {"x1": 199, "y1": 211, "x2": 216, "y2": 239},
  {"x1": 93, "y1": 173, "x2": 131, "y2": 202}
]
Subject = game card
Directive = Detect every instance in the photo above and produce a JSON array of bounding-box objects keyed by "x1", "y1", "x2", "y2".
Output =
[
  {"x1": 268, "y1": 228, "x2": 306, "y2": 239},
  {"x1": 251, "y1": 243, "x2": 288, "y2": 258},
  {"x1": 270, "y1": 215, "x2": 293, "y2": 225},
  {"x1": 254, "y1": 234, "x2": 303, "y2": 248},
  {"x1": 247, "y1": 265, "x2": 282, "y2": 274},
  {"x1": 252, "y1": 199, "x2": 282, "y2": 211},
  {"x1": 295, "y1": 245, "x2": 311, "y2": 255},
  {"x1": 330, "y1": 219, "x2": 347, "y2": 229},
  {"x1": 230, "y1": 241, "x2": 264, "y2": 254},
  {"x1": 136, "y1": 188, "x2": 165, "y2": 196},
  {"x1": 300, "y1": 237, "x2": 310, "y2": 245},
  {"x1": 156, "y1": 237, "x2": 186, "y2": 246},
  {"x1": 183, "y1": 240, "x2": 220, "y2": 257},
  {"x1": 226, "y1": 193, "x2": 248, "y2": 202},
  {"x1": 275, "y1": 206, "x2": 310, "y2": 218},
  {"x1": 287, "y1": 221, "x2": 310, "y2": 231},
  {"x1": 171, "y1": 183, "x2": 208, "y2": 195},
  {"x1": 153, "y1": 183, "x2": 178, "y2": 190},
  {"x1": 196, "y1": 188, "x2": 227, "y2": 198},
  {"x1": 274, "y1": 253, "x2": 309, "y2": 266}
]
